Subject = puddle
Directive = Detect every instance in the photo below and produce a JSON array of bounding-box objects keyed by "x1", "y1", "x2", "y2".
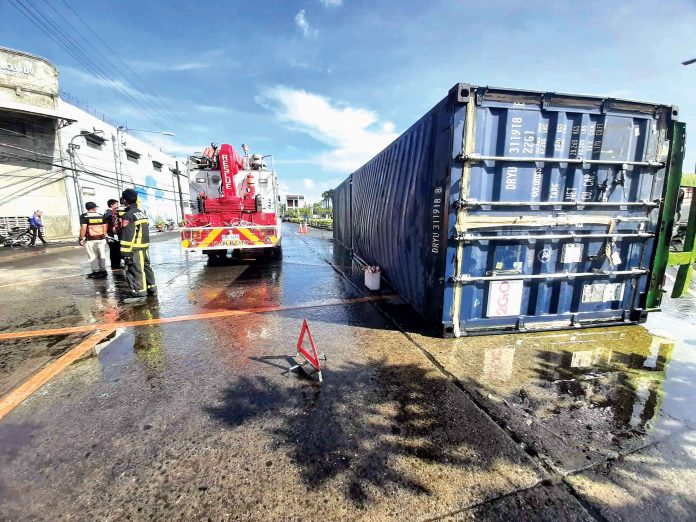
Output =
[{"x1": 413, "y1": 325, "x2": 696, "y2": 474}]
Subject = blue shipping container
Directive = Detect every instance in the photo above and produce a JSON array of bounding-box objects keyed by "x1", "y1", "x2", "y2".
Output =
[{"x1": 333, "y1": 84, "x2": 683, "y2": 336}]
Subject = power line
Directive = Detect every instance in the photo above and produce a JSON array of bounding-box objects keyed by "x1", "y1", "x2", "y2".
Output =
[
  {"x1": 9, "y1": 0, "x2": 175, "y2": 133},
  {"x1": 43, "y1": 0, "x2": 185, "y2": 132},
  {"x1": 58, "y1": 0, "x2": 190, "y2": 131},
  {"x1": 0, "y1": 146, "x2": 189, "y2": 202}
]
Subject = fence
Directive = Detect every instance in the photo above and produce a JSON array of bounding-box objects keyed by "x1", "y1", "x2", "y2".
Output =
[{"x1": 59, "y1": 90, "x2": 124, "y2": 129}]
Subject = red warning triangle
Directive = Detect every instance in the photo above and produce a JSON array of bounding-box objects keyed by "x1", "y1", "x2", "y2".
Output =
[{"x1": 297, "y1": 318, "x2": 321, "y2": 371}]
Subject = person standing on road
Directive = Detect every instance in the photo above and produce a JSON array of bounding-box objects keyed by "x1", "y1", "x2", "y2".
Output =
[
  {"x1": 104, "y1": 198, "x2": 124, "y2": 271},
  {"x1": 120, "y1": 189, "x2": 156, "y2": 303},
  {"x1": 28, "y1": 210, "x2": 48, "y2": 247},
  {"x1": 79, "y1": 202, "x2": 108, "y2": 279}
]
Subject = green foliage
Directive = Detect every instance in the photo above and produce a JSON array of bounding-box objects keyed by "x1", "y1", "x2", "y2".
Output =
[
  {"x1": 309, "y1": 218, "x2": 333, "y2": 230},
  {"x1": 286, "y1": 217, "x2": 333, "y2": 230},
  {"x1": 321, "y1": 189, "x2": 334, "y2": 207},
  {"x1": 311, "y1": 202, "x2": 333, "y2": 218}
]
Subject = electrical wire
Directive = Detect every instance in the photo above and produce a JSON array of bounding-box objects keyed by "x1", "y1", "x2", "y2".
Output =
[
  {"x1": 57, "y1": 0, "x2": 190, "y2": 131},
  {"x1": 1, "y1": 148, "x2": 188, "y2": 204},
  {"x1": 0, "y1": 141, "x2": 184, "y2": 196},
  {"x1": 9, "y1": 0, "x2": 176, "y2": 133}
]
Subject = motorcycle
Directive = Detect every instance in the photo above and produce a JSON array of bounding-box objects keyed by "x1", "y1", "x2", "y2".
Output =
[{"x1": 0, "y1": 226, "x2": 33, "y2": 248}]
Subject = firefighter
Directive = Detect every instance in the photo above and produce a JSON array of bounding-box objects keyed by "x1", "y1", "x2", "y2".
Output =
[
  {"x1": 79, "y1": 202, "x2": 108, "y2": 278},
  {"x1": 120, "y1": 189, "x2": 156, "y2": 303}
]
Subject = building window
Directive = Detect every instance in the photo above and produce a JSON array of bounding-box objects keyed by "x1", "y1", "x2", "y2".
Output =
[
  {"x1": 152, "y1": 160, "x2": 163, "y2": 172},
  {"x1": 125, "y1": 149, "x2": 140, "y2": 163},
  {"x1": 83, "y1": 131, "x2": 106, "y2": 150},
  {"x1": 82, "y1": 186, "x2": 96, "y2": 196}
]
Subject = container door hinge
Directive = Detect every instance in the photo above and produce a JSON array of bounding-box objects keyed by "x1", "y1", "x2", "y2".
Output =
[
  {"x1": 450, "y1": 274, "x2": 469, "y2": 285},
  {"x1": 456, "y1": 153, "x2": 481, "y2": 163},
  {"x1": 453, "y1": 199, "x2": 476, "y2": 210}
]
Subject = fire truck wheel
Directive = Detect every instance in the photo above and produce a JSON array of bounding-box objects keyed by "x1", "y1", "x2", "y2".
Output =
[{"x1": 264, "y1": 245, "x2": 282, "y2": 259}]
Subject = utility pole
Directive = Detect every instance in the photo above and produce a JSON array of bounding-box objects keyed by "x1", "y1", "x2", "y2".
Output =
[
  {"x1": 175, "y1": 160, "x2": 185, "y2": 220},
  {"x1": 112, "y1": 130, "x2": 121, "y2": 194},
  {"x1": 69, "y1": 130, "x2": 105, "y2": 213},
  {"x1": 67, "y1": 142, "x2": 84, "y2": 213}
]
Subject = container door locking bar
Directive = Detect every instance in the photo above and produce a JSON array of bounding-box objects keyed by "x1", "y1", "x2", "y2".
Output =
[
  {"x1": 458, "y1": 154, "x2": 664, "y2": 168},
  {"x1": 647, "y1": 122, "x2": 694, "y2": 307},
  {"x1": 451, "y1": 268, "x2": 648, "y2": 284},
  {"x1": 453, "y1": 232, "x2": 653, "y2": 242}
]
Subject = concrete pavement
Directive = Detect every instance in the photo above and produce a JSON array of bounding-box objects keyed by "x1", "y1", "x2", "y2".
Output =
[{"x1": 0, "y1": 229, "x2": 695, "y2": 520}]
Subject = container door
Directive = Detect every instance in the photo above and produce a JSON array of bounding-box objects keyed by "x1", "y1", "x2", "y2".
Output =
[{"x1": 444, "y1": 86, "x2": 679, "y2": 335}]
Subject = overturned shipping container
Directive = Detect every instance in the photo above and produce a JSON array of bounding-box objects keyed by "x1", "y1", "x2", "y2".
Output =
[{"x1": 334, "y1": 84, "x2": 685, "y2": 336}]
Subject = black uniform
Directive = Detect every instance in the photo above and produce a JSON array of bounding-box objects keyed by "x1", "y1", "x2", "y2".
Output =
[
  {"x1": 120, "y1": 204, "x2": 156, "y2": 297},
  {"x1": 104, "y1": 207, "x2": 126, "y2": 269}
]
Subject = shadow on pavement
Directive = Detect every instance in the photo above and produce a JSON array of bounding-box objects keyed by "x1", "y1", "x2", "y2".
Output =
[{"x1": 205, "y1": 358, "x2": 523, "y2": 508}]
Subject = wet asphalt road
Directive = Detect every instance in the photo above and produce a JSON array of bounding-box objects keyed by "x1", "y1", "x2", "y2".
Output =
[{"x1": 0, "y1": 229, "x2": 695, "y2": 520}]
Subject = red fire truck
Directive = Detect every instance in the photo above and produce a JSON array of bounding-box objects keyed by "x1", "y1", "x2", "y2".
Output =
[{"x1": 181, "y1": 143, "x2": 282, "y2": 261}]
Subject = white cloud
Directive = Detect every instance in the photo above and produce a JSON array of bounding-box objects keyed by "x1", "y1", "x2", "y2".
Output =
[
  {"x1": 257, "y1": 85, "x2": 399, "y2": 173},
  {"x1": 295, "y1": 10, "x2": 318, "y2": 38},
  {"x1": 319, "y1": 0, "x2": 343, "y2": 6},
  {"x1": 193, "y1": 104, "x2": 238, "y2": 115},
  {"x1": 303, "y1": 178, "x2": 315, "y2": 189},
  {"x1": 128, "y1": 60, "x2": 213, "y2": 72},
  {"x1": 128, "y1": 133, "x2": 202, "y2": 156},
  {"x1": 60, "y1": 65, "x2": 158, "y2": 102}
]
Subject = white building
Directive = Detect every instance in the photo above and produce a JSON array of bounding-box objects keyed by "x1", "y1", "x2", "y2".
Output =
[
  {"x1": 0, "y1": 46, "x2": 188, "y2": 238},
  {"x1": 285, "y1": 194, "x2": 305, "y2": 209}
]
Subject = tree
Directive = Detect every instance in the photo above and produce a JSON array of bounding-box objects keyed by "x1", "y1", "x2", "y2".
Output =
[{"x1": 321, "y1": 189, "x2": 335, "y2": 208}]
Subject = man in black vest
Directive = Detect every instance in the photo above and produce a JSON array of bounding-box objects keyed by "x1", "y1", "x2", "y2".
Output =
[
  {"x1": 120, "y1": 189, "x2": 156, "y2": 303},
  {"x1": 104, "y1": 198, "x2": 124, "y2": 271}
]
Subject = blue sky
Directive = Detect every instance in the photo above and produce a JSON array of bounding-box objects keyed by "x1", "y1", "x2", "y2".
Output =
[{"x1": 4, "y1": 0, "x2": 696, "y2": 202}]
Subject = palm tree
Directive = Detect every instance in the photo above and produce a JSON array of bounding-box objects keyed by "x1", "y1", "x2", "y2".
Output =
[{"x1": 321, "y1": 189, "x2": 334, "y2": 208}]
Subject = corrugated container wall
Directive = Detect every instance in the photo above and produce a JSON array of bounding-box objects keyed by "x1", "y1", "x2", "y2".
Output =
[
  {"x1": 333, "y1": 176, "x2": 352, "y2": 249},
  {"x1": 333, "y1": 84, "x2": 683, "y2": 336}
]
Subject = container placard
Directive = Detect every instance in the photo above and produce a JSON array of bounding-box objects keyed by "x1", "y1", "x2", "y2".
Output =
[
  {"x1": 487, "y1": 280, "x2": 524, "y2": 317},
  {"x1": 581, "y1": 282, "x2": 625, "y2": 303},
  {"x1": 562, "y1": 243, "x2": 583, "y2": 264}
]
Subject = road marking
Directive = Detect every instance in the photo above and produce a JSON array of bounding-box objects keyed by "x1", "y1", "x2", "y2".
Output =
[
  {"x1": 663, "y1": 272, "x2": 696, "y2": 298},
  {"x1": 0, "y1": 295, "x2": 392, "y2": 341},
  {"x1": 0, "y1": 328, "x2": 114, "y2": 422}
]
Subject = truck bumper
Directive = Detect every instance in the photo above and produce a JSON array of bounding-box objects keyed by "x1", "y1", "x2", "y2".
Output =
[{"x1": 180, "y1": 226, "x2": 281, "y2": 252}]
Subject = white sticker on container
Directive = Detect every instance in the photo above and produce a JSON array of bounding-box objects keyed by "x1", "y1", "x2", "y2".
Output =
[
  {"x1": 487, "y1": 280, "x2": 524, "y2": 317},
  {"x1": 611, "y1": 251, "x2": 622, "y2": 266},
  {"x1": 581, "y1": 282, "x2": 625, "y2": 303},
  {"x1": 603, "y1": 282, "x2": 625, "y2": 301},
  {"x1": 561, "y1": 243, "x2": 583, "y2": 263}
]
